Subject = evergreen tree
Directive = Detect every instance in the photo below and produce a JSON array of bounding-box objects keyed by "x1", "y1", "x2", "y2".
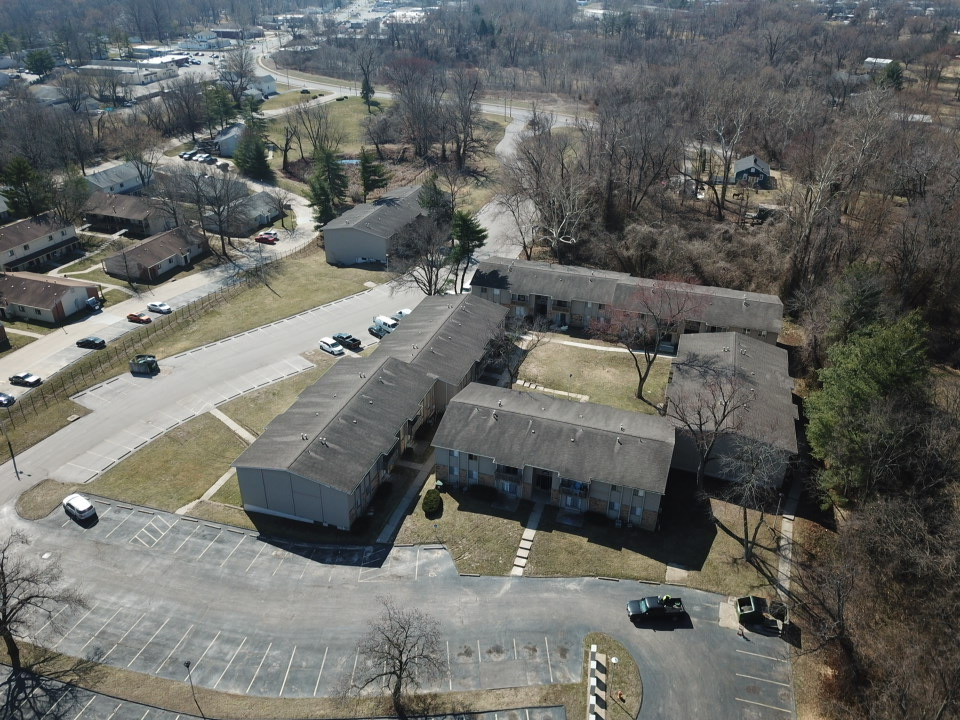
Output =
[
  {"x1": 308, "y1": 173, "x2": 336, "y2": 229},
  {"x1": 358, "y1": 146, "x2": 389, "y2": 202},
  {"x1": 450, "y1": 210, "x2": 488, "y2": 291},
  {"x1": 313, "y1": 146, "x2": 348, "y2": 203},
  {"x1": 418, "y1": 173, "x2": 453, "y2": 224},
  {"x1": 25, "y1": 49, "x2": 54, "y2": 76},
  {"x1": 204, "y1": 85, "x2": 237, "y2": 134},
  {"x1": 240, "y1": 96, "x2": 267, "y2": 136},
  {"x1": 233, "y1": 132, "x2": 275, "y2": 182},
  {"x1": 1, "y1": 157, "x2": 53, "y2": 217}
]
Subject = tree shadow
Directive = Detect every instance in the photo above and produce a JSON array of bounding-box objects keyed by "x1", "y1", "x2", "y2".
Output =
[{"x1": 1, "y1": 651, "x2": 103, "y2": 720}]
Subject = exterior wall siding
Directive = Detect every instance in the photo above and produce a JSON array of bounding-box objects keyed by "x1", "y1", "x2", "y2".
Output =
[{"x1": 323, "y1": 228, "x2": 388, "y2": 265}]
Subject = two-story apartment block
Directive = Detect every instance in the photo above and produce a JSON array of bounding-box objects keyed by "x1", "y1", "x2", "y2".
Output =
[
  {"x1": 85, "y1": 161, "x2": 153, "y2": 195},
  {"x1": 433, "y1": 385, "x2": 676, "y2": 530},
  {"x1": 470, "y1": 257, "x2": 784, "y2": 347},
  {"x1": 84, "y1": 192, "x2": 172, "y2": 237},
  {"x1": 0, "y1": 213, "x2": 80, "y2": 272}
]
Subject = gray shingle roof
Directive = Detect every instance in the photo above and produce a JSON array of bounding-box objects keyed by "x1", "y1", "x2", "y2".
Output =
[
  {"x1": 375, "y1": 294, "x2": 508, "y2": 386},
  {"x1": 214, "y1": 122, "x2": 246, "y2": 142},
  {"x1": 85, "y1": 192, "x2": 156, "y2": 221},
  {"x1": 323, "y1": 185, "x2": 424, "y2": 238},
  {"x1": 86, "y1": 161, "x2": 152, "y2": 191},
  {"x1": 0, "y1": 271, "x2": 97, "y2": 310},
  {"x1": 434, "y1": 384, "x2": 676, "y2": 494},
  {"x1": 472, "y1": 257, "x2": 783, "y2": 336},
  {"x1": 234, "y1": 356, "x2": 436, "y2": 493},
  {"x1": 104, "y1": 227, "x2": 205, "y2": 269},
  {"x1": 734, "y1": 155, "x2": 771, "y2": 177},
  {"x1": 666, "y1": 332, "x2": 797, "y2": 455},
  {"x1": 0, "y1": 213, "x2": 75, "y2": 254}
]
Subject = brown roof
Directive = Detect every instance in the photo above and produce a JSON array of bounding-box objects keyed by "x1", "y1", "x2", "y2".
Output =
[
  {"x1": 0, "y1": 271, "x2": 97, "y2": 310},
  {"x1": 85, "y1": 192, "x2": 157, "y2": 222},
  {"x1": 0, "y1": 213, "x2": 75, "y2": 254},
  {"x1": 105, "y1": 227, "x2": 206, "y2": 269}
]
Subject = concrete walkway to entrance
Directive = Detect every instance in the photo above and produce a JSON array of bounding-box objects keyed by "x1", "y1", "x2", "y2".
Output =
[{"x1": 511, "y1": 501, "x2": 545, "y2": 576}]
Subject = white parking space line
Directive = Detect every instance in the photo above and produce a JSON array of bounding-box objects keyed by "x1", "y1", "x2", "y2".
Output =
[
  {"x1": 53, "y1": 602, "x2": 99, "y2": 649},
  {"x1": 173, "y1": 524, "x2": 202, "y2": 554},
  {"x1": 102, "y1": 613, "x2": 145, "y2": 661},
  {"x1": 477, "y1": 639, "x2": 481, "y2": 664},
  {"x1": 79, "y1": 607, "x2": 123, "y2": 653},
  {"x1": 279, "y1": 645, "x2": 297, "y2": 696},
  {"x1": 272, "y1": 550, "x2": 288, "y2": 576},
  {"x1": 313, "y1": 647, "x2": 328, "y2": 697},
  {"x1": 105, "y1": 509, "x2": 138, "y2": 539},
  {"x1": 128, "y1": 618, "x2": 168, "y2": 667},
  {"x1": 38, "y1": 689, "x2": 68, "y2": 719},
  {"x1": 246, "y1": 642, "x2": 272, "y2": 694},
  {"x1": 446, "y1": 641, "x2": 452, "y2": 690},
  {"x1": 139, "y1": 709, "x2": 150, "y2": 720},
  {"x1": 245, "y1": 543, "x2": 267, "y2": 572},
  {"x1": 415, "y1": 548, "x2": 420, "y2": 581},
  {"x1": 105, "y1": 702, "x2": 122, "y2": 720},
  {"x1": 71, "y1": 695, "x2": 97, "y2": 720},
  {"x1": 736, "y1": 649, "x2": 789, "y2": 662},
  {"x1": 156, "y1": 624, "x2": 194, "y2": 673},
  {"x1": 298, "y1": 548, "x2": 316, "y2": 580},
  {"x1": 214, "y1": 637, "x2": 246, "y2": 689},
  {"x1": 196, "y1": 530, "x2": 223, "y2": 560},
  {"x1": 190, "y1": 630, "x2": 221, "y2": 673},
  {"x1": 349, "y1": 647, "x2": 359, "y2": 687},
  {"x1": 513, "y1": 638, "x2": 518, "y2": 660},
  {"x1": 220, "y1": 536, "x2": 246, "y2": 567},
  {"x1": 736, "y1": 697, "x2": 792, "y2": 713},
  {"x1": 544, "y1": 636, "x2": 554, "y2": 683},
  {"x1": 736, "y1": 672, "x2": 791, "y2": 686}
]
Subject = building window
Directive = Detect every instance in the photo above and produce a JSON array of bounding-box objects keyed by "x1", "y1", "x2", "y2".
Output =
[
  {"x1": 22, "y1": 245, "x2": 29, "y2": 251},
  {"x1": 493, "y1": 289, "x2": 500, "y2": 297},
  {"x1": 554, "y1": 300, "x2": 569, "y2": 308},
  {"x1": 632, "y1": 505, "x2": 643, "y2": 517},
  {"x1": 610, "y1": 485, "x2": 618, "y2": 492},
  {"x1": 744, "y1": 328, "x2": 752, "y2": 335},
  {"x1": 517, "y1": 294, "x2": 526, "y2": 302},
  {"x1": 634, "y1": 489, "x2": 645, "y2": 498},
  {"x1": 480, "y1": 287, "x2": 487, "y2": 293},
  {"x1": 598, "y1": 304, "x2": 605, "y2": 310},
  {"x1": 34, "y1": 309, "x2": 41, "y2": 315},
  {"x1": 759, "y1": 330, "x2": 767, "y2": 338},
  {"x1": 17, "y1": 305, "x2": 25, "y2": 311},
  {"x1": 468, "y1": 453, "x2": 477, "y2": 461},
  {"x1": 451, "y1": 450, "x2": 459, "y2": 457},
  {"x1": 608, "y1": 501, "x2": 618, "y2": 511},
  {"x1": 7, "y1": 250, "x2": 13, "y2": 257}
]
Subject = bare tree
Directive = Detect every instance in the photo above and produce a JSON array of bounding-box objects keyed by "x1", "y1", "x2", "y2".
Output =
[
  {"x1": 444, "y1": 66, "x2": 486, "y2": 170},
  {"x1": 386, "y1": 56, "x2": 445, "y2": 159},
  {"x1": 292, "y1": 101, "x2": 344, "y2": 159},
  {"x1": 346, "y1": 598, "x2": 444, "y2": 714},
  {"x1": 389, "y1": 216, "x2": 453, "y2": 296},
  {"x1": 0, "y1": 531, "x2": 86, "y2": 676},
  {"x1": 494, "y1": 190, "x2": 537, "y2": 260},
  {"x1": 488, "y1": 315, "x2": 552, "y2": 385},
  {"x1": 219, "y1": 43, "x2": 257, "y2": 105},
  {"x1": 265, "y1": 186, "x2": 293, "y2": 230},
  {"x1": 53, "y1": 73, "x2": 93, "y2": 114},
  {"x1": 589, "y1": 280, "x2": 709, "y2": 412}
]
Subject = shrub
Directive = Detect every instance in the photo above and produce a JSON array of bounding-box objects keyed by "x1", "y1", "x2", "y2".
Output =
[{"x1": 422, "y1": 488, "x2": 443, "y2": 517}]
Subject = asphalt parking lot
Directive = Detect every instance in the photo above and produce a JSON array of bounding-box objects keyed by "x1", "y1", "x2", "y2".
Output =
[{"x1": 30, "y1": 500, "x2": 580, "y2": 698}]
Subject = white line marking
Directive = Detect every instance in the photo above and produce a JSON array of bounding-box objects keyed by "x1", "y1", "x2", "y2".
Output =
[
  {"x1": 173, "y1": 523, "x2": 201, "y2": 554},
  {"x1": 104, "y1": 510, "x2": 136, "y2": 539},
  {"x1": 349, "y1": 647, "x2": 359, "y2": 687},
  {"x1": 415, "y1": 547, "x2": 420, "y2": 581},
  {"x1": 79, "y1": 607, "x2": 123, "y2": 652},
  {"x1": 477, "y1": 639, "x2": 481, "y2": 664},
  {"x1": 513, "y1": 638, "x2": 518, "y2": 660},
  {"x1": 156, "y1": 624, "x2": 194, "y2": 673},
  {"x1": 736, "y1": 649, "x2": 789, "y2": 662},
  {"x1": 313, "y1": 647, "x2": 328, "y2": 697},
  {"x1": 190, "y1": 630, "x2": 221, "y2": 672},
  {"x1": 220, "y1": 536, "x2": 246, "y2": 568},
  {"x1": 196, "y1": 530, "x2": 222, "y2": 560},
  {"x1": 736, "y1": 672, "x2": 791, "y2": 687},
  {"x1": 38, "y1": 689, "x2": 68, "y2": 719},
  {"x1": 72, "y1": 695, "x2": 97, "y2": 720},
  {"x1": 245, "y1": 543, "x2": 267, "y2": 572},
  {"x1": 105, "y1": 703, "x2": 122, "y2": 720},
  {"x1": 36, "y1": 606, "x2": 66, "y2": 636},
  {"x1": 128, "y1": 618, "x2": 168, "y2": 667},
  {"x1": 298, "y1": 548, "x2": 316, "y2": 580},
  {"x1": 246, "y1": 643, "x2": 272, "y2": 694},
  {"x1": 272, "y1": 552, "x2": 287, "y2": 576},
  {"x1": 103, "y1": 612, "x2": 145, "y2": 661},
  {"x1": 545, "y1": 637, "x2": 554, "y2": 683},
  {"x1": 279, "y1": 645, "x2": 296, "y2": 697},
  {"x1": 446, "y1": 641, "x2": 452, "y2": 691},
  {"x1": 53, "y1": 603, "x2": 99, "y2": 649},
  {"x1": 214, "y1": 637, "x2": 246, "y2": 689},
  {"x1": 735, "y1": 697, "x2": 792, "y2": 713},
  {"x1": 139, "y1": 710, "x2": 150, "y2": 720}
]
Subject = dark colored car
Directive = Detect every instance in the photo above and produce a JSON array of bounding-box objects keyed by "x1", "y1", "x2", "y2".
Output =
[
  {"x1": 9, "y1": 372, "x2": 42, "y2": 387},
  {"x1": 368, "y1": 325, "x2": 388, "y2": 339},
  {"x1": 626, "y1": 596, "x2": 685, "y2": 622},
  {"x1": 300, "y1": 88, "x2": 311, "y2": 94},
  {"x1": 76, "y1": 336, "x2": 106, "y2": 349},
  {"x1": 127, "y1": 312, "x2": 152, "y2": 324},
  {"x1": 0, "y1": 393, "x2": 15, "y2": 407},
  {"x1": 333, "y1": 333, "x2": 362, "y2": 351}
]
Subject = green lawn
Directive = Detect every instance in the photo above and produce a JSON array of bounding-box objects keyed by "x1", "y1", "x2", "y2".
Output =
[
  {"x1": 0, "y1": 318, "x2": 55, "y2": 335},
  {"x1": 262, "y1": 90, "x2": 327, "y2": 111},
  {"x1": 1, "y1": 400, "x2": 91, "y2": 466},
  {"x1": 0, "y1": 332, "x2": 37, "y2": 358},
  {"x1": 517, "y1": 338, "x2": 671, "y2": 414},
  {"x1": 267, "y1": 96, "x2": 394, "y2": 160}
]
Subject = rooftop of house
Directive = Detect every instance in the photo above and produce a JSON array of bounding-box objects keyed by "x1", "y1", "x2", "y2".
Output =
[
  {"x1": 434, "y1": 384, "x2": 676, "y2": 494},
  {"x1": 214, "y1": 122, "x2": 246, "y2": 142},
  {"x1": 85, "y1": 192, "x2": 157, "y2": 222},
  {"x1": 234, "y1": 356, "x2": 436, "y2": 493},
  {"x1": 86, "y1": 161, "x2": 152, "y2": 190},
  {"x1": 666, "y1": 331, "x2": 798, "y2": 456},
  {"x1": 0, "y1": 212, "x2": 75, "y2": 254},
  {"x1": 323, "y1": 185, "x2": 424, "y2": 239},
  {"x1": 735, "y1": 155, "x2": 771, "y2": 176},
  {"x1": 104, "y1": 226, "x2": 205, "y2": 269},
  {"x1": 0, "y1": 271, "x2": 97, "y2": 309},
  {"x1": 471, "y1": 257, "x2": 784, "y2": 336},
  {"x1": 375, "y1": 294, "x2": 508, "y2": 386}
]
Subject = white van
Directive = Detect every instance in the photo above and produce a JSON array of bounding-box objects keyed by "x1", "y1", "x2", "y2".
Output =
[{"x1": 372, "y1": 315, "x2": 399, "y2": 333}]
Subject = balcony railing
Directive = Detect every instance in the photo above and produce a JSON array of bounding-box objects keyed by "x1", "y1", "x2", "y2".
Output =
[
  {"x1": 559, "y1": 478, "x2": 589, "y2": 498},
  {"x1": 495, "y1": 469, "x2": 522, "y2": 483}
]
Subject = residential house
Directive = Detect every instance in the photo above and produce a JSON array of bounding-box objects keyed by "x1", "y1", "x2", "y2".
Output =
[
  {"x1": 0, "y1": 213, "x2": 80, "y2": 272},
  {"x1": 234, "y1": 294, "x2": 508, "y2": 529},
  {"x1": 665, "y1": 332, "x2": 798, "y2": 484},
  {"x1": 102, "y1": 227, "x2": 208, "y2": 282},
  {"x1": 0, "y1": 272, "x2": 101, "y2": 324},
  {"x1": 223, "y1": 73, "x2": 276, "y2": 98},
  {"x1": 470, "y1": 257, "x2": 784, "y2": 345},
  {"x1": 85, "y1": 161, "x2": 153, "y2": 195},
  {"x1": 84, "y1": 192, "x2": 172, "y2": 237},
  {"x1": 213, "y1": 122, "x2": 246, "y2": 157},
  {"x1": 234, "y1": 356, "x2": 438, "y2": 529},
  {"x1": 322, "y1": 185, "x2": 425, "y2": 266},
  {"x1": 0, "y1": 196, "x2": 9, "y2": 222},
  {"x1": 433, "y1": 385, "x2": 675, "y2": 530},
  {"x1": 733, "y1": 155, "x2": 772, "y2": 188},
  {"x1": 375, "y1": 293, "x2": 508, "y2": 408},
  {"x1": 201, "y1": 191, "x2": 280, "y2": 237}
]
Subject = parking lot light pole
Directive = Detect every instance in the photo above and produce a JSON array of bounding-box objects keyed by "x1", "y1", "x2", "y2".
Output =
[
  {"x1": 0, "y1": 423, "x2": 20, "y2": 481},
  {"x1": 183, "y1": 661, "x2": 205, "y2": 719}
]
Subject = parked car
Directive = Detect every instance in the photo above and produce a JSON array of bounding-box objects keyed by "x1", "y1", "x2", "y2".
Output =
[
  {"x1": 193, "y1": 153, "x2": 210, "y2": 162},
  {"x1": 332, "y1": 333, "x2": 362, "y2": 351},
  {"x1": 0, "y1": 393, "x2": 15, "y2": 407},
  {"x1": 626, "y1": 596, "x2": 685, "y2": 622},
  {"x1": 318, "y1": 337, "x2": 345, "y2": 356},
  {"x1": 260, "y1": 229, "x2": 279, "y2": 239},
  {"x1": 372, "y1": 315, "x2": 398, "y2": 333},
  {"x1": 9, "y1": 372, "x2": 42, "y2": 387},
  {"x1": 368, "y1": 324, "x2": 388, "y2": 339},
  {"x1": 147, "y1": 302, "x2": 172, "y2": 314},
  {"x1": 391, "y1": 308, "x2": 412, "y2": 322},
  {"x1": 63, "y1": 493, "x2": 97, "y2": 521},
  {"x1": 127, "y1": 312, "x2": 152, "y2": 324},
  {"x1": 254, "y1": 233, "x2": 278, "y2": 244},
  {"x1": 76, "y1": 336, "x2": 106, "y2": 350},
  {"x1": 180, "y1": 150, "x2": 197, "y2": 160}
]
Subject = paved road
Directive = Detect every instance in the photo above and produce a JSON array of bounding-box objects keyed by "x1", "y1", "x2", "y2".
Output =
[{"x1": 4, "y1": 505, "x2": 794, "y2": 719}]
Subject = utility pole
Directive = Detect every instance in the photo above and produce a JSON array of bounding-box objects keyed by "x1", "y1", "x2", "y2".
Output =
[
  {"x1": 183, "y1": 661, "x2": 205, "y2": 719},
  {"x1": 0, "y1": 423, "x2": 20, "y2": 480}
]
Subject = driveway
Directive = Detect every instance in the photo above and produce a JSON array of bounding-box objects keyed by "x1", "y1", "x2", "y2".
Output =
[{"x1": 5, "y1": 505, "x2": 794, "y2": 718}]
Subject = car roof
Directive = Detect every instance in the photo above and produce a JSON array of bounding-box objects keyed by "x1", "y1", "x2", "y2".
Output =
[
  {"x1": 320, "y1": 337, "x2": 339, "y2": 344},
  {"x1": 64, "y1": 493, "x2": 92, "y2": 508}
]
